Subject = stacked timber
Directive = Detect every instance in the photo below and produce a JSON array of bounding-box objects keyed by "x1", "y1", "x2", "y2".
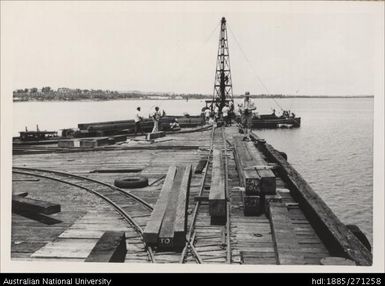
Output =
[
  {"x1": 77, "y1": 116, "x2": 204, "y2": 136},
  {"x1": 143, "y1": 164, "x2": 192, "y2": 250},
  {"x1": 209, "y1": 149, "x2": 226, "y2": 225},
  {"x1": 233, "y1": 136, "x2": 276, "y2": 216}
]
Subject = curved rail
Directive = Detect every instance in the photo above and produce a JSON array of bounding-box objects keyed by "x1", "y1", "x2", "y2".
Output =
[
  {"x1": 12, "y1": 168, "x2": 156, "y2": 263},
  {"x1": 13, "y1": 166, "x2": 153, "y2": 211}
]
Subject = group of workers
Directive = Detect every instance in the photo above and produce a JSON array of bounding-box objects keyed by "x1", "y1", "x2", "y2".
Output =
[
  {"x1": 202, "y1": 99, "x2": 235, "y2": 126},
  {"x1": 202, "y1": 94, "x2": 256, "y2": 139},
  {"x1": 134, "y1": 106, "x2": 179, "y2": 135},
  {"x1": 133, "y1": 93, "x2": 294, "y2": 140}
]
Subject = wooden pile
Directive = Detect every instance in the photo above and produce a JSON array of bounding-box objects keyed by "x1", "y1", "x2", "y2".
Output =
[
  {"x1": 143, "y1": 164, "x2": 192, "y2": 250},
  {"x1": 233, "y1": 136, "x2": 276, "y2": 216},
  {"x1": 209, "y1": 149, "x2": 227, "y2": 225}
]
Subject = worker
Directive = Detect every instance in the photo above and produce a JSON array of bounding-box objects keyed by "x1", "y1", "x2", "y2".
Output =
[
  {"x1": 240, "y1": 93, "x2": 256, "y2": 140},
  {"x1": 229, "y1": 100, "x2": 235, "y2": 125},
  {"x1": 214, "y1": 104, "x2": 220, "y2": 122},
  {"x1": 170, "y1": 118, "x2": 180, "y2": 131},
  {"x1": 204, "y1": 107, "x2": 211, "y2": 124},
  {"x1": 151, "y1": 106, "x2": 162, "y2": 133},
  {"x1": 222, "y1": 104, "x2": 230, "y2": 126},
  {"x1": 134, "y1": 107, "x2": 144, "y2": 135}
]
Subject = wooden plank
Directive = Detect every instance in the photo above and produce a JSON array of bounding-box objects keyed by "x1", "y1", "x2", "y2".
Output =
[
  {"x1": 12, "y1": 196, "x2": 61, "y2": 215},
  {"x1": 85, "y1": 231, "x2": 127, "y2": 263},
  {"x1": 209, "y1": 149, "x2": 226, "y2": 221},
  {"x1": 268, "y1": 201, "x2": 306, "y2": 265},
  {"x1": 143, "y1": 165, "x2": 177, "y2": 244},
  {"x1": 158, "y1": 166, "x2": 185, "y2": 249},
  {"x1": 251, "y1": 131, "x2": 372, "y2": 266},
  {"x1": 174, "y1": 164, "x2": 192, "y2": 249}
]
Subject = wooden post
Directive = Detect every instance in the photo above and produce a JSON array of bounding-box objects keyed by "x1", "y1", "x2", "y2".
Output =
[
  {"x1": 209, "y1": 149, "x2": 226, "y2": 224},
  {"x1": 143, "y1": 166, "x2": 177, "y2": 245}
]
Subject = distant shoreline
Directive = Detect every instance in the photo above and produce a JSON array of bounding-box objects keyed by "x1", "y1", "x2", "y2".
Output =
[{"x1": 13, "y1": 95, "x2": 374, "y2": 102}]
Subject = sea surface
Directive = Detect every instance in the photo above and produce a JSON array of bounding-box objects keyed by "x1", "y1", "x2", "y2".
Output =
[{"x1": 13, "y1": 97, "x2": 374, "y2": 243}]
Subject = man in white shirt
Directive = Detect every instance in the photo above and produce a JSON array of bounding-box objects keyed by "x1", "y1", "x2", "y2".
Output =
[
  {"x1": 134, "y1": 107, "x2": 144, "y2": 135},
  {"x1": 151, "y1": 106, "x2": 162, "y2": 133},
  {"x1": 222, "y1": 104, "x2": 230, "y2": 126},
  {"x1": 240, "y1": 94, "x2": 256, "y2": 140}
]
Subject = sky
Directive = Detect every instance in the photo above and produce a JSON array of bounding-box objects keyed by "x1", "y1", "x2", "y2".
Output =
[{"x1": 1, "y1": 1, "x2": 384, "y2": 95}]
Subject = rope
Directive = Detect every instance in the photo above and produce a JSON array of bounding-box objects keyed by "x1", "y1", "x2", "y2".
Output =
[
  {"x1": 174, "y1": 21, "x2": 220, "y2": 86},
  {"x1": 228, "y1": 26, "x2": 286, "y2": 112}
]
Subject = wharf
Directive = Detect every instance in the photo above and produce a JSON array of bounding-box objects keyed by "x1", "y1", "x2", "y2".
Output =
[{"x1": 11, "y1": 126, "x2": 371, "y2": 265}]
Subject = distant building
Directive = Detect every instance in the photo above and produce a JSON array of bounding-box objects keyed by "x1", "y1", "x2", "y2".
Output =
[{"x1": 57, "y1": 88, "x2": 72, "y2": 93}]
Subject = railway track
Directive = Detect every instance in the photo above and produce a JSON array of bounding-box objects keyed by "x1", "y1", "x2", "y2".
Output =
[
  {"x1": 12, "y1": 166, "x2": 157, "y2": 263},
  {"x1": 180, "y1": 125, "x2": 232, "y2": 264},
  {"x1": 13, "y1": 125, "x2": 232, "y2": 264}
]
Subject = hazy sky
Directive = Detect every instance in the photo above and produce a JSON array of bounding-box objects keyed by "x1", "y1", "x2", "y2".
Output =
[{"x1": 1, "y1": 1, "x2": 383, "y2": 95}]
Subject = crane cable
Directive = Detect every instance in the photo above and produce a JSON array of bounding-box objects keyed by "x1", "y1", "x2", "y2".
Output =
[{"x1": 228, "y1": 26, "x2": 286, "y2": 113}]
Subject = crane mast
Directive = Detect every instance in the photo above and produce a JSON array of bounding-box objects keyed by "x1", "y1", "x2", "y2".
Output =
[{"x1": 213, "y1": 17, "x2": 233, "y2": 111}]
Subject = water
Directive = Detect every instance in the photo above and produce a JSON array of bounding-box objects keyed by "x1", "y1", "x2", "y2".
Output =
[{"x1": 13, "y1": 97, "x2": 373, "y2": 243}]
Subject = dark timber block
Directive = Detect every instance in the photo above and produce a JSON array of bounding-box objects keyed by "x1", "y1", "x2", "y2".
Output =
[
  {"x1": 244, "y1": 168, "x2": 261, "y2": 195},
  {"x1": 195, "y1": 159, "x2": 208, "y2": 174},
  {"x1": 210, "y1": 216, "x2": 226, "y2": 225},
  {"x1": 194, "y1": 196, "x2": 209, "y2": 202},
  {"x1": 85, "y1": 231, "x2": 127, "y2": 263},
  {"x1": 243, "y1": 195, "x2": 263, "y2": 216},
  {"x1": 14, "y1": 209, "x2": 62, "y2": 225},
  {"x1": 256, "y1": 168, "x2": 276, "y2": 195},
  {"x1": 146, "y1": 131, "x2": 165, "y2": 140},
  {"x1": 12, "y1": 196, "x2": 61, "y2": 215},
  {"x1": 58, "y1": 140, "x2": 75, "y2": 148}
]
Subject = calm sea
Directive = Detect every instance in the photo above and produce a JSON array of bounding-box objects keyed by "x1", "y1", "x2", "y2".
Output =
[{"x1": 13, "y1": 97, "x2": 373, "y2": 243}]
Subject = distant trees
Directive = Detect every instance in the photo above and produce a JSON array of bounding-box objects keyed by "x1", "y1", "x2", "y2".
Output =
[
  {"x1": 30, "y1": 87, "x2": 38, "y2": 93},
  {"x1": 42, "y1": 86, "x2": 51, "y2": 93}
]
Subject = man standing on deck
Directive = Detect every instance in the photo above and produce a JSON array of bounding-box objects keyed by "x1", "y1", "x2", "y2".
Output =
[
  {"x1": 222, "y1": 103, "x2": 230, "y2": 126},
  {"x1": 240, "y1": 93, "x2": 256, "y2": 140},
  {"x1": 134, "y1": 107, "x2": 144, "y2": 135},
  {"x1": 151, "y1": 106, "x2": 162, "y2": 133}
]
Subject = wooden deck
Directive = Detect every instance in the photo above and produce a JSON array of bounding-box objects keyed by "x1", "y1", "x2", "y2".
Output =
[{"x1": 11, "y1": 126, "x2": 368, "y2": 265}]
